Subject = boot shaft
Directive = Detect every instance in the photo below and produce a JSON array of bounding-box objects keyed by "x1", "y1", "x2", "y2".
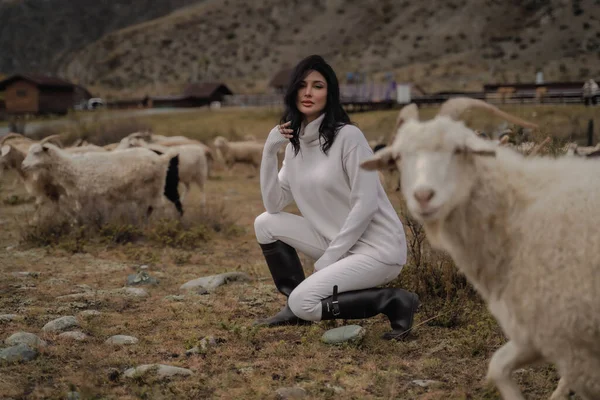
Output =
[{"x1": 259, "y1": 240, "x2": 306, "y2": 297}]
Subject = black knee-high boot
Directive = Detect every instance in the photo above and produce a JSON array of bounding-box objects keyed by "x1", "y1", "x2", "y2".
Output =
[
  {"x1": 320, "y1": 285, "x2": 419, "y2": 340},
  {"x1": 253, "y1": 240, "x2": 312, "y2": 327}
]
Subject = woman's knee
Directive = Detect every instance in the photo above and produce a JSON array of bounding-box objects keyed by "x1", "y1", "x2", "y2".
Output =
[
  {"x1": 288, "y1": 288, "x2": 322, "y2": 321},
  {"x1": 254, "y1": 212, "x2": 277, "y2": 244}
]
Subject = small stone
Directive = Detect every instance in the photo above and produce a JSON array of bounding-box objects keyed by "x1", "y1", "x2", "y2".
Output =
[
  {"x1": 180, "y1": 272, "x2": 252, "y2": 291},
  {"x1": 116, "y1": 287, "x2": 149, "y2": 297},
  {"x1": 275, "y1": 387, "x2": 307, "y2": 399},
  {"x1": 164, "y1": 295, "x2": 185, "y2": 301},
  {"x1": 58, "y1": 331, "x2": 88, "y2": 341},
  {"x1": 0, "y1": 314, "x2": 18, "y2": 323},
  {"x1": 199, "y1": 336, "x2": 217, "y2": 350},
  {"x1": 5, "y1": 332, "x2": 47, "y2": 348},
  {"x1": 139, "y1": 265, "x2": 149, "y2": 270},
  {"x1": 105, "y1": 335, "x2": 139, "y2": 345},
  {"x1": 412, "y1": 379, "x2": 442, "y2": 388},
  {"x1": 126, "y1": 271, "x2": 158, "y2": 286},
  {"x1": 79, "y1": 310, "x2": 101, "y2": 318},
  {"x1": 6, "y1": 245, "x2": 16, "y2": 251},
  {"x1": 0, "y1": 343, "x2": 38, "y2": 363},
  {"x1": 123, "y1": 364, "x2": 193, "y2": 379},
  {"x1": 42, "y1": 316, "x2": 79, "y2": 333},
  {"x1": 321, "y1": 325, "x2": 366, "y2": 345},
  {"x1": 325, "y1": 384, "x2": 345, "y2": 394}
]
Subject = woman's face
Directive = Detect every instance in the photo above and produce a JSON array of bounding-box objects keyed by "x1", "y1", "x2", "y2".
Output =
[{"x1": 296, "y1": 70, "x2": 328, "y2": 122}]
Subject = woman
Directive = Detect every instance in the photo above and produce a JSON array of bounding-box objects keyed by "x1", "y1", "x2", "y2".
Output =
[{"x1": 253, "y1": 55, "x2": 419, "y2": 340}]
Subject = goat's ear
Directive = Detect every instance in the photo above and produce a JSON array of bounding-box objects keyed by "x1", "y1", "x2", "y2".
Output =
[
  {"x1": 360, "y1": 147, "x2": 399, "y2": 171},
  {"x1": 1, "y1": 145, "x2": 11, "y2": 157},
  {"x1": 455, "y1": 134, "x2": 497, "y2": 157}
]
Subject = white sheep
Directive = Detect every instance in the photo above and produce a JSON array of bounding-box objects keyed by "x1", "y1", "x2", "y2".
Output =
[
  {"x1": 21, "y1": 143, "x2": 183, "y2": 218},
  {"x1": 360, "y1": 97, "x2": 600, "y2": 400},
  {"x1": 212, "y1": 135, "x2": 264, "y2": 172},
  {"x1": 1, "y1": 136, "x2": 68, "y2": 222},
  {"x1": 117, "y1": 138, "x2": 208, "y2": 205},
  {"x1": 123, "y1": 132, "x2": 215, "y2": 178}
]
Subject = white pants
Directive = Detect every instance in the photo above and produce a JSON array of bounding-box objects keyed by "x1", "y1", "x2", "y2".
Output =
[{"x1": 254, "y1": 211, "x2": 403, "y2": 321}]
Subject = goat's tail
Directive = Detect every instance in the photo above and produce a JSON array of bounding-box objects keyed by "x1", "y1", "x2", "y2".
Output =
[{"x1": 164, "y1": 154, "x2": 183, "y2": 216}]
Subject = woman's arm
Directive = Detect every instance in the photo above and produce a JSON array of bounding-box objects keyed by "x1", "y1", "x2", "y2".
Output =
[
  {"x1": 260, "y1": 126, "x2": 294, "y2": 213},
  {"x1": 314, "y1": 143, "x2": 379, "y2": 270}
]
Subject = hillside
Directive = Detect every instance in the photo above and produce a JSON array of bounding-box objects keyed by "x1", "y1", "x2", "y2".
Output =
[
  {"x1": 2, "y1": 0, "x2": 600, "y2": 98},
  {"x1": 0, "y1": 0, "x2": 201, "y2": 74}
]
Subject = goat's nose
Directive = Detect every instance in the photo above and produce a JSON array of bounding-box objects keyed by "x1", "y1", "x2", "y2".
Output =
[{"x1": 414, "y1": 188, "x2": 435, "y2": 206}]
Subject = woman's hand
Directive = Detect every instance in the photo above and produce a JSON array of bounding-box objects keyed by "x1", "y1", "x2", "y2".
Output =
[{"x1": 278, "y1": 121, "x2": 294, "y2": 139}]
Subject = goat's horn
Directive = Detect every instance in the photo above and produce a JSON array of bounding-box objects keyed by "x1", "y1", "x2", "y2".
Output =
[
  {"x1": 437, "y1": 97, "x2": 539, "y2": 129},
  {"x1": 40, "y1": 134, "x2": 64, "y2": 147},
  {"x1": 0, "y1": 133, "x2": 28, "y2": 146}
]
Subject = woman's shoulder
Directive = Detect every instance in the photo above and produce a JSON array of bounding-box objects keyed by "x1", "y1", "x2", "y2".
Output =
[{"x1": 336, "y1": 124, "x2": 369, "y2": 146}]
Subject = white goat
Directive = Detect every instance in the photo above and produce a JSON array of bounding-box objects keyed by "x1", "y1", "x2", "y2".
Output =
[
  {"x1": 22, "y1": 143, "x2": 183, "y2": 218},
  {"x1": 361, "y1": 98, "x2": 600, "y2": 400},
  {"x1": 213, "y1": 136, "x2": 264, "y2": 172}
]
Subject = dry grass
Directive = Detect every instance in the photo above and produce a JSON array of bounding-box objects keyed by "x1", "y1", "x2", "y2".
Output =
[{"x1": 1, "y1": 104, "x2": 595, "y2": 399}]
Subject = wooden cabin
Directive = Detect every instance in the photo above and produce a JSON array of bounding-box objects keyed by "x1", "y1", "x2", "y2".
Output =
[{"x1": 0, "y1": 74, "x2": 91, "y2": 115}]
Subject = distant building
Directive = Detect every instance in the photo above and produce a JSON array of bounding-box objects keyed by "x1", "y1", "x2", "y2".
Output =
[
  {"x1": 483, "y1": 81, "x2": 586, "y2": 103},
  {"x1": 151, "y1": 82, "x2": 233, "y2": 108},
  {"x1": 0, "y1": 74, "x2": 92, "y2": 115}
]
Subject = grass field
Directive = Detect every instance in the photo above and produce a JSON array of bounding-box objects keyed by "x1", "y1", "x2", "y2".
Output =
[{"x1": 0, "y1": 104, "x2": 596, "y2": 399}]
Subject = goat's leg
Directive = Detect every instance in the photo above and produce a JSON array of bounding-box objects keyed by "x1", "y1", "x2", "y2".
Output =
[
  {"x1": 485, "y1": 340, "x2": 542, "y2": 400},
  {"x1": 549, "y1": 377, "x2": 571, "y2": 400}
]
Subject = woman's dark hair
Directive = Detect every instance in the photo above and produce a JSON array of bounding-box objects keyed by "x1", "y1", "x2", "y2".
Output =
[{"x1": 280, "y1": 55, "x2": 353, "y2": 156}]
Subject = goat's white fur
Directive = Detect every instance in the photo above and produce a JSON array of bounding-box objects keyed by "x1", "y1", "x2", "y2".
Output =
[{"x1": 360, "y1": 98, "x2": 600, "y2": 399}]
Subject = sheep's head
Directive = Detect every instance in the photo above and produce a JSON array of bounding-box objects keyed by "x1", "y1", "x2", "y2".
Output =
[
  {"x1": 22, "y1": 143, "x2": 58, "y2": 172},
  {"x1": 213, "y1": 136, "x2": 228, "y2": 148},
  {"x1": 361, "y1": 97, "x2": 538, "y2": 223}
]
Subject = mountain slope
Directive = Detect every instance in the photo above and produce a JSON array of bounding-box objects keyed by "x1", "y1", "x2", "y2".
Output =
[
  {"x1": 3, "y1": 0, "x2": 599, "y2": 97},
  {"x1": 0, "y1": 0, "x2": 201, "y2": 74}
]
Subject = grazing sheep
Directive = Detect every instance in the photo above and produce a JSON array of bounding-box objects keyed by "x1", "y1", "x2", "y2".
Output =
[
  {"x1": 212, "y1": 136, "x2": 264, "y2": 172},
  {"x1": 117, "y1": 139, "x2": 208, "y2": 205},
  {"x1": 360, "y1": 97, "x2": 600, "y2": 400},
  {"x1": 64, "y1": 144, "x2": 108, "y2": 154},
  {"x1": 1, "y1": 136, "x2": 67, "y2": 222},
  {"x1": 22, "y1": 143, "x2": 183, "y2": 218},
  {"x1": 123, "y1": 132, "x2": 215, "y2": 177}
]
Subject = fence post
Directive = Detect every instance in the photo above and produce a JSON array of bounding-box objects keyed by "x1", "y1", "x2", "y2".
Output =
[{"x1": 587, "y1": 119, "x2": 595, "y2": 147}]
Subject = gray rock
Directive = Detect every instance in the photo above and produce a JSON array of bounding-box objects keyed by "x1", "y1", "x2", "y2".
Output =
[
  {"x1": 185, "y1": 336, "x2": 217, "y2": 355},
  {"x1": 5, "y1": 332, "x2": 47, "y2": 348},
  {"x1": 0, "y1": 314, "x2": 18, "y2": 323},
  {"x1": 79, "y1": 310, "x2": 101, "y2": 318},
  {"x1": 412, "y1": 379, "x2": 442, "y2": 388},
  {"x1": 325, "y1": 384, "x2": 345, "y2": 394},
  {"x1": 126, "y1": 271, "x2": 158, "y2": 286},
  {"x1": 58, "y1": 331, "x2": 88, "y2": 341},
  {"x1": 123, "y1": 364, "x2": 193, "y2": 379},
  {"x1": 180, "y1": 272, "x2": 252, "y2": 291},
  {"x1": 105, "y1": 335, "x2": 138, "y2": 345},
  {"x1": 44, "y1": 278, "x2": 70, "y2": 286},
  {"x1": 42, "y1": 316, "x2": 79, "y2": 333},
  {"x1": 139, "y1": 265, "x2": 149, "y2": 270},
  {"x1": 0, "y1": 343, "x2": 37, "y2": 363},
  {"x1": 321, "y1": 325, "x2": 366, "y2": 345},
  {"x1": 275, "y1": 387, "x2": 307, "y2": 399}
]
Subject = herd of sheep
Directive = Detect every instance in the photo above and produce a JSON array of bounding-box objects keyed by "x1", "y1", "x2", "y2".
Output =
[
  {"x1": 0, "y1": 130, "x2": 273, "y2": 224},
  {"x1": 2, "y1": 100, "x2": 600, "y2": 399}
]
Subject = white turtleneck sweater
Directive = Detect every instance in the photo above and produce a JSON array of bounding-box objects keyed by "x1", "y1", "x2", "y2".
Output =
[{"x1": 260, "y1": 113, "x2": 407, "y2": 270}]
